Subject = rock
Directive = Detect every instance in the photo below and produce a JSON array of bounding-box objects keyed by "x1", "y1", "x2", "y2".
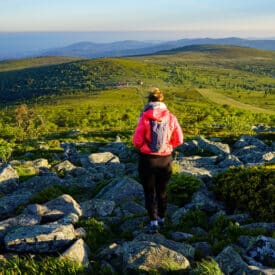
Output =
[
  {"x1": 246, "y1": 236, "x2": 275, "y2": 267},
  {"x1": 63, "y1": 174, "x2": 97, "y2": 190},
  {"x1": 234, "y1": 147, "x2": 270, "y2": 164},
  {"x1": 122, "y1": 240, "x2": 190, "y2": 274},
  {"x1": 60, "y1": 239, "x2": 91, "y2": 267},
  {"x1": 198, "y1": 136, "x2": 230, "y2": 156},
  {"x1": 57, "y1": 212, "x2": 80, "y2": 225},
  {"x1": 32, "y1": 158, "x2": 50, "y2": 169},
  {"x1": 80, "y1": 199, "x2": 115, "y2": 218},
  {"x1": 178, "y1": 140, "x2": 199, "y2": 155},
  {"x1": 192, "y1": 242, "x2": 213, "y2": 257},
  {"x1": 88, "y1": 152, "x2": 120, "y2": 164},
  {"x1": 0, "y1": 190, "x2": 33, "y2": 220},
  {"x1": 53, "y1": 160, "x2": 76, "y2": 175},
  {"x1": 95, "y1": 177, "x2": 144, "y2": 203},
  {"x1": 99, "y1": 141, "x2": 133, "y2": 162},
  {"x1": 241, "y1": 223, "x2": 275, "y2": 234},
  {"x1": 23, "y1": 194, "x2": 82, "y2": 223},
  {"x1": 119, "y1": 200, "x2": 146, "y2": 216},
  {"x1": 237, "y1": 235, "x2": 256, "y2": 249},
  {"x1": 119, "y1": 216, "x2": 148, "y2": 235},
  {"x1": 169, "y1": 231, "x2": 194, "y2": 242},
  {"x1": 96, "y1": 162, "x2": 125, "y2": 179},
  {"x1": 215, "y1": 245, "x2": 250, "y2": 274},
  {"x1": 185, "y1": 188, "x2": 225, "y2": 213},
  {"x1": 227, "y1": 213, "x2": 251, "y2": 225},
  {"x1": 4, "y1": 224, "x2": 78, "y2": 253},
  {"x1": 97, "y1": 242, "x2": 124, "y2": 272},
  {"x1": 176, "y1": 155, "x2": 222, "y2": 180},
  {"x1": 0, "y1": 213, "x2": 41, "y2": 240},
  {"x1": 19, "y1": 174, "x2": 63, "y2": 193},
  {"x1": 234, "y1": 135, "x2": 269, "y2": 151},
  {"x1": 171, "y1": 207, "x2": 188, "y2": 225},
  {"x1": 0, "y1": 164, "x2": 19, "y2": 195},
  {"x1": 134, "y1": 233, "x2": 195, "y2": 259},
  {"x1": 262, "y1": 152, "x2": 275, "y2": 162},
  {"x1": 218, "y1": 154, "x2": 243, "y2": 168}
]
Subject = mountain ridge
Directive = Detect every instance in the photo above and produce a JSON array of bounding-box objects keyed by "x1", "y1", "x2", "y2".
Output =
[{"x1": 41, "y1": 37, "x2": 275, "y2": 59}]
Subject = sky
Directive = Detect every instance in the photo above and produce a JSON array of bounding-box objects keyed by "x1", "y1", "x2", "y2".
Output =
[{"x1": 1, "y1": 0, "x2": 275, "y2": 39}]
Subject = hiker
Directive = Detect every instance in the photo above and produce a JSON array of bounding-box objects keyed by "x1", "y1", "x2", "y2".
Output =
[{"x1": 133, "y1": 88, "x2": 183, "y2": 233}]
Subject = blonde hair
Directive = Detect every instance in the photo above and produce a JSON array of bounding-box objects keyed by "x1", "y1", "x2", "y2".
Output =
[{"x1": 148, "y1": 88, "x2": 164, "y2": 102}]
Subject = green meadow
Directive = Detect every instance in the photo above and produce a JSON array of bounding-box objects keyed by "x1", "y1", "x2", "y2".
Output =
[{"x1": 0, "y1": 44, "x2": 274, "y2": 157}]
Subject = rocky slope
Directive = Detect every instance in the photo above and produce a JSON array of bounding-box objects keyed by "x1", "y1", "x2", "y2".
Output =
[{"x1": 0, "y1": 134, "x2": 274, "y2": 274}]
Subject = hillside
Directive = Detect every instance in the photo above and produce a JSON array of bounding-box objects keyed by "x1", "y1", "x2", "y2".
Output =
[
  {"x1": 0, "y1": 44, "x2": 274, "y2": 148},
  {"x1": 0, "y1": 45, "x2": 275, "y2": 104}
]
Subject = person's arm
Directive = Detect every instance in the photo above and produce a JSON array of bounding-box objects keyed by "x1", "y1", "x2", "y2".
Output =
[
  {"x1": 133, "y1": 116, "x2": 146, "y2": 149},
  {"x1": 170, "y1": 116, "x2": 184, "y2": 148}
]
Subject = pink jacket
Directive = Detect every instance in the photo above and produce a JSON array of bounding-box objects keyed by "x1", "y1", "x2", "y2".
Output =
[{"x1": 133, "y1": 102, "x2": 183, "y2": 156}]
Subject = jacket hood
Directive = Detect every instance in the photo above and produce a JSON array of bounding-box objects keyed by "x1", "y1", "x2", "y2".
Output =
[{"x1": 142, "y1": 102, "x2": 169, "y2": 121}]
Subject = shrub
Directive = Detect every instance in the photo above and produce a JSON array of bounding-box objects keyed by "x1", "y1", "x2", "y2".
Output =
[
  {"x1": 213, "y1": 166, "x2": 275, "y2": 222},
  {"x1": 178, "y1": 209, "x2": 209, "y2": 232},
  {"x1": 0, "y1": 138, "x2": 13, "y2": 163},
  {"x1": 76, "y1": 218, "x2": 113, "y2": 256},
  {"x1": 192, "y1": 258, "x2": 223, "y2": 275},
  {"x1": 167, "y1": 173, "x2": 201, "y2": 206}
]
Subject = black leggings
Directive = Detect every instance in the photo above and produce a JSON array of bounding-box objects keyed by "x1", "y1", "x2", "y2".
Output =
[{"x1": 138, "y1": 154, "x2": 172, "y2": 221}]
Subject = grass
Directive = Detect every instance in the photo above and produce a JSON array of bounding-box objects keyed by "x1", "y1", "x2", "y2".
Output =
[
  {"x1": 0, "y1": 56, "x2": 82, "y2": 72},
  {"x1": 198, "y1": 89, "x2": 275, "y2": 114},
  {"x1": 0, "y1": 255, "x2": 86, "y2": 275}
]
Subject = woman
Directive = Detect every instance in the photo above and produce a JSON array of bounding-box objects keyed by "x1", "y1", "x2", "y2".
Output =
[{"x1": 133, "y1": 88, "x2": 183, "y2": 233}]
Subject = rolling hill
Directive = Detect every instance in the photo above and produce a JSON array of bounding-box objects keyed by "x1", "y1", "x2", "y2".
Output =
[
  {"x1": 40, "y1": 37, "x2": 275, "y2": 58},
  {"x1": 1, "y1": 45, "x2": 274, "y2": 108}
]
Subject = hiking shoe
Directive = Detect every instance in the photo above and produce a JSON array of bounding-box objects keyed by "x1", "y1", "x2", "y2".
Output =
[{"x1": 145, "y1": 224, "x2": 158, "y2": 234}]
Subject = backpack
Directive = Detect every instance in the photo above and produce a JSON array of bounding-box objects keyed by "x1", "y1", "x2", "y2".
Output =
[{"x1": 148, "y1": 114, "x2": 170, "y2": 153}]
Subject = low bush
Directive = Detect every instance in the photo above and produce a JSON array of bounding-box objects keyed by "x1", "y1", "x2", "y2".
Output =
[
  {"x1": 213, "y1": 166, "x2": 275, "y2": 222},
  {"x1": 192, "y1": 258, "x2": 223, "y2": 275},
  {"x1": 76, "y1": 218, "x2": 113, "y2": 257},
  {"x1": 0, "y1": 138, "x2": 13, "y2": 163},
  {"x1": 167, "y1": 173, "x2": 201, "y2": 206}
]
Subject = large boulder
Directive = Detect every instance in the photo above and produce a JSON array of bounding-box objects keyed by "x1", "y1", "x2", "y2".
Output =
[
  {"x1": 60, "y1": 239, "x2": 91, "y2": 267},
  {"x1": 122, "y1": 240, "x2": 190, "y2": 274},
  {"x1": 246, "y1": 236, "x2": 275, "y2": 267},
  {"x1": 215, "y1": 246, "x2": 251, "y2": 274},
  {"x1": 233, "y1": 135, "x2": 269, "y2": 151},
  {"x1": 95, "y1": 177, "x2": 144, "y2": 203},
  {"x1": 198, "y1": 136, "x2": 230, "y2": 156},
  {"x1": 0, "y1": 213, "x2": 41, "y2": 240},
  {"x1": 0, "y1": 190, "x2": 33, "y2": 220},
  {"x1": 52, "y1": 160, "x2": 76, "y2": 175},
  {"x1": 99, "y1": 139, "x2": 133, "y2": 162},
  {"x1": 0, "y1": 164, "x2": 19, "y2": 195},
  {"x1": 185, "y1": 188, "x2": 225, "y2": 213},
  {"x1": 4, "y1": 224, "x2": 79, "y2": 253},
  {"x1": 80, "y1": 199, "x2": 115, "y2": 218},
  {"x1": 23, "y1": 194, "x2": 82, "y2": 223},
  {"x1": 241, "y1": 223, "x2": 275, "y2": 234},
  {"x1": 88, "y1": 152, "x2": 120, "y2": 164},
  {"x1": 134, "y1": 233, "x2": 195, "y2": 259}
]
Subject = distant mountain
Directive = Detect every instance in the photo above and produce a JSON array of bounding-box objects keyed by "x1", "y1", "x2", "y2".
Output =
[
  {"x1": 42, "y1": 40, "x2": 158, "y2": 58},
  {"x1": 41, "y1": 37, "x2": 275, "y2": 58}
]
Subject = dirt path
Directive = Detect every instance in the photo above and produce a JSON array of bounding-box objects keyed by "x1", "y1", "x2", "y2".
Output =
[{"x1": 198, "y1": 89, "x2": 275, "y2": 114}]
